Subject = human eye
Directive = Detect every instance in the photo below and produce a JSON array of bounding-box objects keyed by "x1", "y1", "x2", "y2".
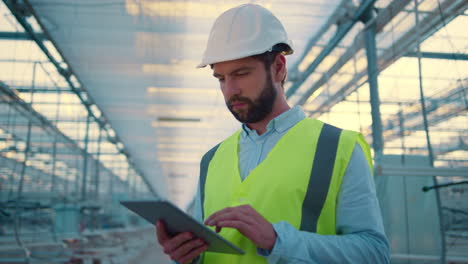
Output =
[{"x1": 236, "y1": 71, "x2": 249, "y2": 77}]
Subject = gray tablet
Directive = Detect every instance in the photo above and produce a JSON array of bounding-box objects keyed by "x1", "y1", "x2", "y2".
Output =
[{"x1": 120, "y1": 200, "x2": 244, "y2": 255}]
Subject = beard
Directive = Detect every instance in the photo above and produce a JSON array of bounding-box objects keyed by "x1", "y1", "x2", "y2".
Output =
[{"x1": 226, "y1": 73, "x2": 277, "y2": 123}]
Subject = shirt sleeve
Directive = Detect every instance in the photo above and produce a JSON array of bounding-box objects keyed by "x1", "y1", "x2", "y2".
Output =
[{"x1": 259, "y1": 143, "x2": 390, "y2": 263}]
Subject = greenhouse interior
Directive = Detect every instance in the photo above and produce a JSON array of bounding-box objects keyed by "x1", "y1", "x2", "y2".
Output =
[{"x1": 0, "y1": 0, "x2": 467, "y2": 263}]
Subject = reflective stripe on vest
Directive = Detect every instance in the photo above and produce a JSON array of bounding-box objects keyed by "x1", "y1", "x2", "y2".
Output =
[
  {"x1": 199, "y1": 143, "x2": 221, "y2": 220},
  {"x1": 301, "y1": 123, "x2": 342, "y2": 232}
]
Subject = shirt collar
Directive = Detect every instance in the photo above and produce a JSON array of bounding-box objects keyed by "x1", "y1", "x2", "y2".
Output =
[{"x1": 241, "y1": 106, "x2": 305, "y2": 138}]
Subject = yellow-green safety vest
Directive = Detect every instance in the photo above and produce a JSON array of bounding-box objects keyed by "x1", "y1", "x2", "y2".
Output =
[{"x1": 198, "y1": 118, "x2": 373, "y2": 263}]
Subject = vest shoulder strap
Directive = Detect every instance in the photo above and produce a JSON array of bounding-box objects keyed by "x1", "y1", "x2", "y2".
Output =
[
  {"x1": 199, "y1": 143, "x2": 221, "y2": 220},
  {"x1": 300, "y1": 122, "x2": 343, "y2": 232}
]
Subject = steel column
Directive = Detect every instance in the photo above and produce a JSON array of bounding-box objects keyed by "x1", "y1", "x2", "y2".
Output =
[
  {"x1": 81, "y1": 114, "x2": 91, "y2": 200},
  {"x1": 361, "y1": 8, "x2": 384, "y2": 162},
  {"x1": 413, "y1": 1, "x2": 446, "y2": 262},
  {"x1": 16, "y1": 61, "x2": 37, "y2": 199},
  {"x1": 50, "y1": 139, "x2": 57, "y2": 194},
  {"x1": 94, "y1": 128, "x2": 102, "y2": 199},
  {"x1": 16, "y1": 121, "x2": 32, "y2": 199}
]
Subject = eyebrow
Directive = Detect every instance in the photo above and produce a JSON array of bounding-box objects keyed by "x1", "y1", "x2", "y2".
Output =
[{"x1": 213, "y1": 66, "x2": 255, "y2": 78}]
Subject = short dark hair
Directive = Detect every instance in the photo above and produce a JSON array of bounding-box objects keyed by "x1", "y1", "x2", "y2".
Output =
[
  {"x1": 251, "y1": 51, "x2": 280, "y2": 71},
  {"x1": 251, "y1": 43, "x2": 290, "y2": 86}
]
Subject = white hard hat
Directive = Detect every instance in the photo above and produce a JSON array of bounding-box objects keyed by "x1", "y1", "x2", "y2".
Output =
[{"x1": 197, "y1": 4, "x2": 293, "y2": 68}]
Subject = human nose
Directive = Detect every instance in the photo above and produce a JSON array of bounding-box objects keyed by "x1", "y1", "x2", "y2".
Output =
[{"x1": 224, "y1": 78, "x2": 241, "y2": 97}]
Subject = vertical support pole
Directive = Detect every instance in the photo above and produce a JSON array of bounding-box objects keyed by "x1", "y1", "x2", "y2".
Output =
[
  {"x1": 51, "y1": 86, "x2": 62, "y2": 195},
  {"x1": 17, "y1": 61, "x2": 37, "y2": 199},
  {"x1": 29, "y1": 62, "x2": 37, "y2": 104},
  {"x1": 81, "y1": 113, "x2": 91, "y2": 200},
  {"x1": 75, "y1": 152, "x2": 80, "y2": 198},
  {"x1": 50, "y1": 139, "x2": 57, "y2": 194},
  {"x1": 109, "y1": 159, "x2": 114, "y2": 200},
  {"x1": 65, "y1": 150, "x2": 72, "y2": 199},
  {"x1": 361, "y1": 7, "x2": 384, "y2": 163},
  {"x1": 413, "y1": 1, "x2": 446, "y2": 262},
  {"x1": 6, "y1": 97, "x2": 16, "y2": 200},
  {"x1": 126, "y1": 166, "x2": 131, "y2": 196},
  {"x1": 94, "y1": 128, "x2": 102, "y2": 199},
  {"x1": 397, "y1": 104, "x2": 406, "y2": 164},
  {"x1": 131, "y1": 170, "x2": 136, "y2": 198},
  {"x1": 16, "y1": 121, "x2": 32, "y2": 199}
]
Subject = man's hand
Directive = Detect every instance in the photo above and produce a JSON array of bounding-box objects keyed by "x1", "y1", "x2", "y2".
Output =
[
  {"x1": 204, "y1": 204, "x2": 277, "y2": 251},
  {"x1": 156, "y1": 220, "x2": 208, "y2": 264}
]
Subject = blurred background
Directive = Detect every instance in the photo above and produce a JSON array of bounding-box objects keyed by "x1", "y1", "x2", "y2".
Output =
[{"x1": 0, "y1": 0, "x2": 466, "y2": 263}]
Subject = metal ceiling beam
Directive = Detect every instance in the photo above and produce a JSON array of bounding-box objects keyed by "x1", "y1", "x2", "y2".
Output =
[
  {"x1": 286, "y1": 0, "x2": 377, "y2": 98},
  {"x1": 0, "y1": 82, "x2": 83, "y2": 149},
  {"x1": 0, "y1": 31, "x2": 46, "y2": 40},
  {"x1": 294, "y1": 0, "x2": 411, "y2": 106},
  {"x1": 288, "y1": 0, "x2": 350, "y2": 74},
  {"x1": 308, "y1": 0, "x2": 467, "y2": 116},
  {"x1": 405, "y1": 51, "x2": 468, "y2": 61},
  {"x1": 362, "y1": 6, "x2": 384, "y2": 160},
  {"x1": 13, "y1": 87, "x2": 71, "y2": 93},
  {"x1": 383, "y1": 139, "x2": 467, "y2": 156},
  {"x1": 2, "y1": 0, "x2": 157, "y2": 196},
  {"x1": 377, "y1": 166, "x2": 468, "y2": 177},
  {"x1": 369, "y1": 80, "x2": 467, "y2": 143},
  {"x1": 0, "y1": 82, "x2": 142, "y2": 197}
]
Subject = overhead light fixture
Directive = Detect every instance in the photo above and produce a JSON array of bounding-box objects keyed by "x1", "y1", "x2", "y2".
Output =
[
  {"x1": 152, "y1": 116, "x2": 212, "y2": 128},
  {"x1": 157, "y1": 117, "x2": 200, "y2": 122}
]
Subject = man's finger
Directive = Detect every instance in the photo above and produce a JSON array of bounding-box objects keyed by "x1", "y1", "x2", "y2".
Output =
[
  {"x1": 164, "y1": 232, "x2": 194, "y2": 253},
  {"x1": 178, "y1": 244, "x2": 209, "y2": 264},
  {"x1": 217, "y1": 220, "x2": 252, "y2": 237},
  {"x1": 170, "y1": 238, "x2": 205, "y2": 261},
  {"x1": 206, "y1": 210, "x2": 256, "y2": 227},
  {"x1": 204, "y1": 206, "x2": 235, "y2": 224},
  {"x1": 156, "y1": 220, "x2": 170, "y2": 244}
]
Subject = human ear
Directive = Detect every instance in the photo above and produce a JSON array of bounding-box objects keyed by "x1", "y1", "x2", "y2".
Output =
[{"x1": 272, "y1": 54, "x2": 286, "y2": 83}]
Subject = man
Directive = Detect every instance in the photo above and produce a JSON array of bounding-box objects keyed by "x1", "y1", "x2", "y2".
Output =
[{"x1": 156, "y1": 3, "x2": 390, "y2": 264}]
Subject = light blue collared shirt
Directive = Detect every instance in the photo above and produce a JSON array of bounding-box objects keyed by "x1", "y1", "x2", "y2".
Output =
[
  {"x1": 191, "y1": 106, "x2": 390, "y2": 263},
  {"x1": 238, "y1": 106, "x2": 306, "y2": 181}
]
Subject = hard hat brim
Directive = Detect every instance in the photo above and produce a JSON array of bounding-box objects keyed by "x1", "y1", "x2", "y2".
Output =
[{"x1": 196, "y1": 41, "x2": 294, "y2": 68}]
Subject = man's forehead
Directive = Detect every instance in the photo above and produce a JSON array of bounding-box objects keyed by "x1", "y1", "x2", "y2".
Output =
[{"x1": 212, "y1": 57, "x2": 260, "y2": 74}]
